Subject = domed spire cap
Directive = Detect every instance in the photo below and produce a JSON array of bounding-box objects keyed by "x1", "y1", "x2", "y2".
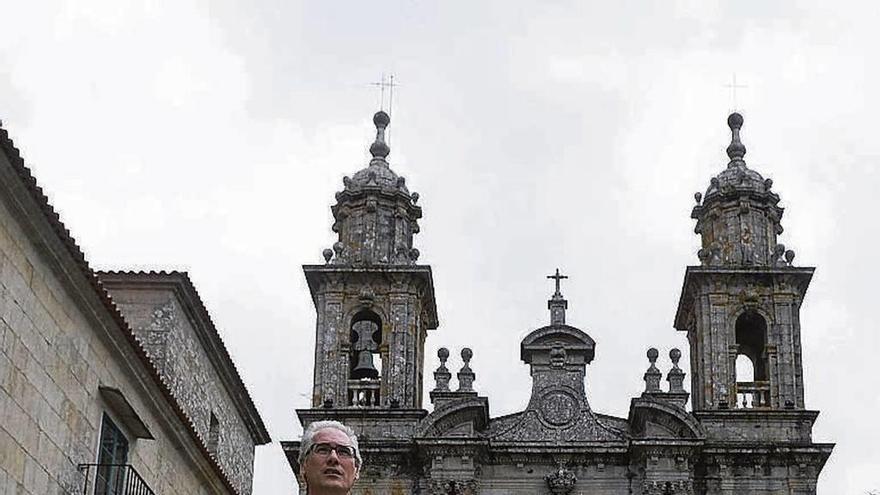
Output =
[
  {"x1": 726, "y1": 112, "x2": 747, "y2": 166},
  {"x1": 369, "y1": 110, "x2": 391, "y2": 163}
]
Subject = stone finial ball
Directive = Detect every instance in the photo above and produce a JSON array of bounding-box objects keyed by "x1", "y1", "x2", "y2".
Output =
[
  {"x1": 322, "y1": 249, "x2": 333, "y2": 263},
  {"x1": 438, "y1": 347, "x2": 449, "y2": 361},
  {"x1": 461, "y1": 347, "x2": 473, "y2": 362},
  {"x1": 669, "y1": 348, "x2": 682, "y2": 363},
  {"x1": 728, "y1": 112, "x2": 744, "y2": 129},
  {"x1": 374, "y1": 110, "x2": 390, "y2": 128},
  {"x1": 785, "y1": 249, "x2": 796, "y2": 263},
  {"x1": 411, "y1": 192, "x2": 420, "y2": 203},
  {"x1": 694, "y1": 192, "x2": 702, "y2": 204},
  {"x1": 647, "y1": 348, "x2": 659, "y2": 361}
]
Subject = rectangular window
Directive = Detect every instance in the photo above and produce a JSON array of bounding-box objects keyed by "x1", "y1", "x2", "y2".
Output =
[{"x1": 95, "y1": 413, "x2": 129, "y2": 495}]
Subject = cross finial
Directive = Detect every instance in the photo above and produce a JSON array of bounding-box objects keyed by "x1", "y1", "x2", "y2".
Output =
[
  {"x1": 546, "y1": 268, "x2": 569, "y2": 325},
  {"x1": 369, "y1": 73, "x2": 399, "y2": 114},
  {"x1": 723, "y1": 73, "x2": 748, "y2": 112},
  {"x1": 547, "y1": 268, "x2": 568, "y2": 296}
]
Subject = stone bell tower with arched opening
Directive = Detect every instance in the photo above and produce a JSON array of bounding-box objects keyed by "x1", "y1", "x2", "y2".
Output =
[
  {"x1": 674, "y1": 112, "x2": 811, "y2": 412},
  {"x1": 297, "y1": 110, "x2": 439, "y2": 438},
  {"x1": 673, "y1": 113, "x2": 831, "y2": 492},
  {"x1": 283, "y1": 110, "x2": 832, "y2": 494}
]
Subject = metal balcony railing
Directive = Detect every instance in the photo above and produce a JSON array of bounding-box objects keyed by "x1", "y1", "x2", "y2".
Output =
[
  {"x1": 78, "y1": 464, "x2": 155, "y2": 495},
  {"x1": 735, "y1": 381, "x2": 771, "y2": 408}
]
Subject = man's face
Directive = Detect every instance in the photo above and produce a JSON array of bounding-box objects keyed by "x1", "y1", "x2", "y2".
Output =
[{"x1": 301, "y1": 428, "x2": 359, "y2": 494}]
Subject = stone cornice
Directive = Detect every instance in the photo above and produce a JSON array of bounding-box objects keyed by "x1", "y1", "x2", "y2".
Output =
[
  {"x1": 693, "y1": 409, "x2": 821, "y2": 423},
  {"x1": 674, "y1": 266, "x2": 814, "y2": 331},
  {"x1": 303, "y1": 264, "x2": 439, "y2": 329}
]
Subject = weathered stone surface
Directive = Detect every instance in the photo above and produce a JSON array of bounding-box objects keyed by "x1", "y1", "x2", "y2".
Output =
[
  {"x1": 100, "y1": 280, "x2": 259, "y2": 494},
  {"x1": 284, "y1": 111, "x2": 833, "y2": 494},
  {"x1": 0, "y1": 124, "x2": 268, "y2": 495},
  {"x1": 0, "y1": 196, "x2": 230, "y2": 494}
]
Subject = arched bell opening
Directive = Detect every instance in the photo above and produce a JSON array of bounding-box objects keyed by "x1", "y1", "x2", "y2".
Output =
[
  {"x1": 348, "y1": 310, "x2": 383, "y2": 407},
  {"x1": 733, "y1": 310, "x2": 770, "y2": 408}
]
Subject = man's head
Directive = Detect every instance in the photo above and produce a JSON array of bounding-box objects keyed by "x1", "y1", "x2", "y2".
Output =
[{"x1": 298, "y1": 421, "x2": 361, "y2": 494}]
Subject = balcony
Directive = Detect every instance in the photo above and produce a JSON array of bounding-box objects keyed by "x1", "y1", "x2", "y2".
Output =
[
  {"x1": 347, "y1": 379, "x2": 381, "y2": 407},
  {"x1": 735, "y1": 381, "x2": 771, "y2": 408},
  {"x1": 78, "y1": 464, "x2": 155, "y2": 495}
]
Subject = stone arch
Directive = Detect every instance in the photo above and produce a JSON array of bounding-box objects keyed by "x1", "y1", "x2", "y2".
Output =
[
  {"x1": 416, "y1": 397, "x2": 489, "y2": 438},
  {"x1": 343, "y1": 301, "x2": 389, "y2": 333},
  {"x1": 734, "y1": 310, "x2": 768, "y2": 381},
  {"x1": 729, "y1": 307, "x2": 773, "y2": 408},
  {"x1": 629, "y1": 399, "x2": 706, "y2": 440}
]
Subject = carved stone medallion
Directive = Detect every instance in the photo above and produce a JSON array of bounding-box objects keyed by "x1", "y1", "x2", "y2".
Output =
[{"x1": 538, "y1": 390, "x2": 578, "y2": 427}]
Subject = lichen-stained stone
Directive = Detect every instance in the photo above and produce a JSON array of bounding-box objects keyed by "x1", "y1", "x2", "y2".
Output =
[
  {"x1": 97, "y1": 273, "x2": 270, "y2": 495},
  {"x1": 283, "y1": 112, "x2": 834, "y2": 495}
]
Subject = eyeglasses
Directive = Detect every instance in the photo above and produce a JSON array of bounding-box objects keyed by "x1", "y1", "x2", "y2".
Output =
[{"x1": 309, "y1": 442, "x2": 356, "y2": 460}]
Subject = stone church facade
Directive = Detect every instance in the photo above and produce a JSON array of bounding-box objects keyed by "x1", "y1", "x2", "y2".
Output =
[{"x1": 282, "y1": 110, "x2": 833, "y2": 494}]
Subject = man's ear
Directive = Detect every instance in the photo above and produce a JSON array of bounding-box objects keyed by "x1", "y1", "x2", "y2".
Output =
[{"x1": 354, "y1": 465, "x2": 360, "y2": 481}]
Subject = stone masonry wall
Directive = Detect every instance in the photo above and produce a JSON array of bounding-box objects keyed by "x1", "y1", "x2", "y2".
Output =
[
  {"x1": 0, "y1": 196, "x2": 224, "y2": 494},
  {"x1": 108, "y1": 287, "x2": 256, "y2": 495}
]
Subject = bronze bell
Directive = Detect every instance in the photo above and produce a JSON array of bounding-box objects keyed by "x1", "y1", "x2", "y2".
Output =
[{"x1": 352, "y1": 350, "x2": 379, "y2": 379}]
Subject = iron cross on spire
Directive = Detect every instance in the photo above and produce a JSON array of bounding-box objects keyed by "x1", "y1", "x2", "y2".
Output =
[
  {"x1": 369, "y1": 73, "x2": 399, "y2": 115},
  {"x1": 547, "y1": 268, "x2": 568, "y2": 296},
  {"x1": 724, "y1": 73, "x2": 748, "y2": 112}
]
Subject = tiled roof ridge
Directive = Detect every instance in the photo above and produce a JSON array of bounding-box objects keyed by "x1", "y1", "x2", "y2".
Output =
[
  {"x1": 0, "y1": 125, "x2": 243, "y2": 495},
  {"x1": 95, "y1": 269, "x2": 271, "y2": 444},
  {"x1": 100, "y1": 269, "x2": 183, "y2": 275}
]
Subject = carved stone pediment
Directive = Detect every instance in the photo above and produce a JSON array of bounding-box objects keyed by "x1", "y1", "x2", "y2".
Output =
[{"x1": 488, "y1": 322, "x2": 625, "y2": 442}]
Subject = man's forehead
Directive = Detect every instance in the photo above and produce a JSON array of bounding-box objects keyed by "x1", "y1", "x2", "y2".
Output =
[{"x1": 313, "y1": 428, "x2": 352, "y2": 445}]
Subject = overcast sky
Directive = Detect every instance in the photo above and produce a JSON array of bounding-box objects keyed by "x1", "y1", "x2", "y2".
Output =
[{"x1": 1, "y1": 1, "x2": 878, "y2": 493}]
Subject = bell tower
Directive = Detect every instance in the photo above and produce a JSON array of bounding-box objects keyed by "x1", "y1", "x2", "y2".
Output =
[
  {"x1": 674, "y1": 113, "x2": 813, "y2": 412},
  {"x1": 302, "y1": 110, "x2": 438, "y2": 413}
]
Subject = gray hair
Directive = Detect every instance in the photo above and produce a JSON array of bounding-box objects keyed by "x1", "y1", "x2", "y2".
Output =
[{"x1": 298, "y1": 420, "x2": 362, "y2": 468}]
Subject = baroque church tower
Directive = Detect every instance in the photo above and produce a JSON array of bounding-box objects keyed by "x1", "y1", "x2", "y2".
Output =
[
  {"x1": 283, "y1": 110, "x2": 832, "y2": 495},
  {"x1": 672, "y1": 113, "x2": 831, "y2": 492},
  {"x1": 675, "y1": 112, "x2": 810, "y2": 412},
  {"x1": 297, "y1": 110, "x2": 438, "y2": 435}
]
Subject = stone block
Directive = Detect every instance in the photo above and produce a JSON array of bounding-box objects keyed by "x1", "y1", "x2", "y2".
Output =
[{"x1": 0, "y1": 428, "x2": 25, "y2": 483}]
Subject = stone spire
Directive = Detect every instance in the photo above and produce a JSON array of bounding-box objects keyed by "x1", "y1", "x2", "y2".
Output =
[
  {"x1": 324, "y1": 111, "x2": 423, "y2": 265},
  {"x1": 690, "y1": 113, "x2": 794, "y2": 267},
  {"x1": 547, "y1": 268, "x2": 568, "y2": 325}
]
